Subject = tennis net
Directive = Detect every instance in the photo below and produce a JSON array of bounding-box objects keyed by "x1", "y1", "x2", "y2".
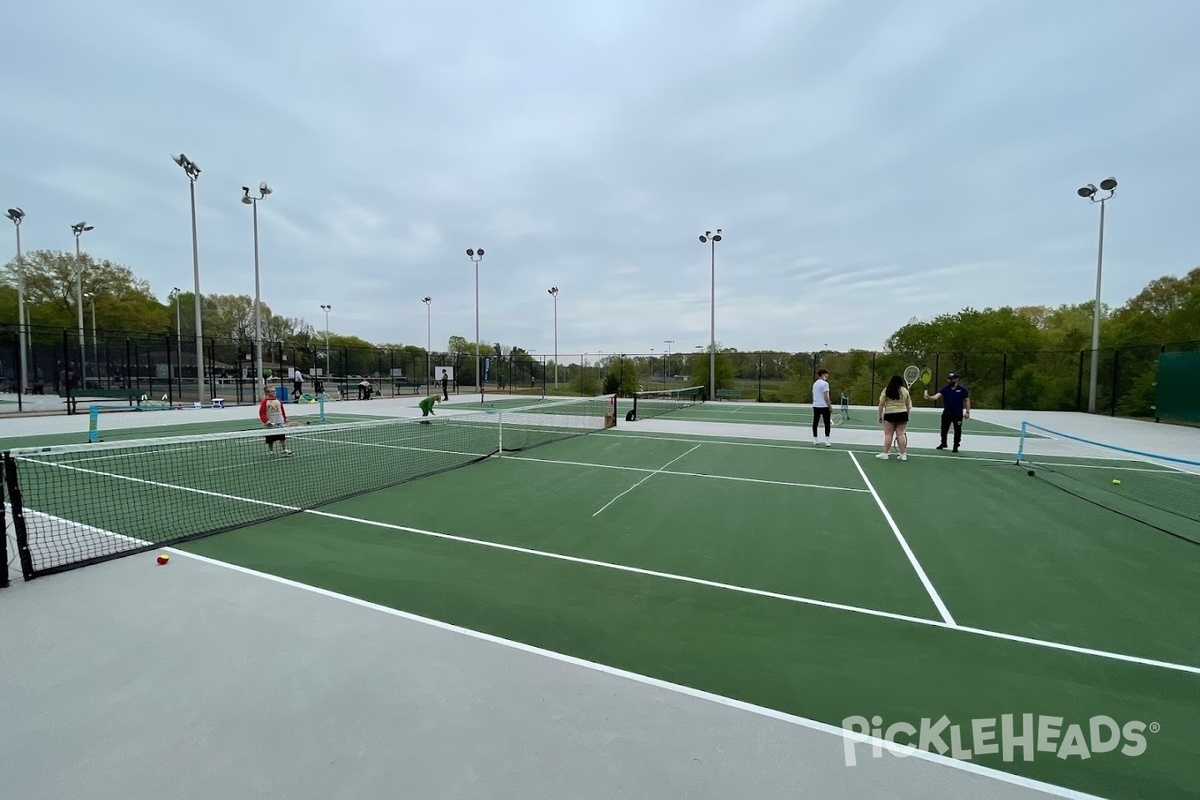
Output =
[
  {"x1": 3, "y1": 395, "x2": 617, "y2": 579},
  {"x1": 1016, "y1": 422, "x2": 1200, "y2": 545},
  {"x1": 631, "y1": 385, "x2": 704, "y2": 420}
]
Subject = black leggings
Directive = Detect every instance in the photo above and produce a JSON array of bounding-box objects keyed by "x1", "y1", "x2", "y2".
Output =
[{"x1": 812, "y1": 406, "x2": 831, "y2": 436}]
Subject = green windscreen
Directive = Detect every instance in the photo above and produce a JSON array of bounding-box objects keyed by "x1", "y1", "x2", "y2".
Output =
[{"x1": 1156, "y1": 351, "x2": 1200, "y2": 423}]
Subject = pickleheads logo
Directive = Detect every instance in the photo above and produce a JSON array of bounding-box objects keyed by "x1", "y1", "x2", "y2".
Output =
[{"x1": 841, "y1": 714, "x2": 1157, "y2": 767}]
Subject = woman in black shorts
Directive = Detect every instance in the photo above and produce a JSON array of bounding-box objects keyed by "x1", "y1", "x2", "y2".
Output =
[{"x1": 876, "y1": 374, "x2": 912, "y2": 461}]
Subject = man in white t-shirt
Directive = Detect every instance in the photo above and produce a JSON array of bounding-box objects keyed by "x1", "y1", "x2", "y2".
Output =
[{"x1": 812, "y1": 368, "x2": 832, "y2": 446}]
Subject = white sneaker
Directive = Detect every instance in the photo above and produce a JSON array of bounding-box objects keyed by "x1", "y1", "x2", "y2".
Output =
[
  {"x1": 876, "y1": 453, "x2": 889, "y2": 460},
  {"x1": 813, "y1": 439, "x2": 819, "y2": 446},
  {"x1": 823, "y1": 440, "x2": 832, "y2": 447},
  {"x1": 898, "y1": 453, "x2": 908, "y2": 461}
]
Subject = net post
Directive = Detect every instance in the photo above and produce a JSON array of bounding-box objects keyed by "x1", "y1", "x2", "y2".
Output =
[
  {"x1": 497, "y1": 408, "x2": 504, "y2": 455},
  {"x1": 3, "y1": 453, "x2": 35, "y2": 581},
  {"x1": 319, "y1": 394, "x2": 325, "y2": 422},
  {"x1": 1, "y1": 455, "x2": 8, "y2": 589},
  {"x1": 1016, "y1": 421, "x2": 1028, "y2": 465},
  {"x1": 88, "y1": 404, "x2": 100, "y2": 442}
]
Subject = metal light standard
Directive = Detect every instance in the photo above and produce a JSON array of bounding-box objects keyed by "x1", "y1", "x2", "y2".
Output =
[
  {"x1": 5, "y1": 207, "x2": 28, "y2": 393},
  {"x1": 242, "y1": 182, "x2": 273, "y2": 396},
  {"x1": 320, "y1": 304, "x2": 332, "y2": 376},
  {"x1": 698, "y1": 229, "x2": 722, "y2": 402},
  {"x1": 422, "y1": 296, "x2": 432, "y2": 387},
  {"x1": 172, "y1": 153, "x2": 206, "y2": 402},
  {"x1": 548, "y1": 286, "x2": 559, "y2": 387},
  {"x1": 465, "y1": 248, "x2": 485, "y2": 400},
  {"x1": 71, "y1": 222, "x2": 94, "y2": 382},
  {"x1": 1076, "y1": 178, "x2": 1118, "y2": 414}
]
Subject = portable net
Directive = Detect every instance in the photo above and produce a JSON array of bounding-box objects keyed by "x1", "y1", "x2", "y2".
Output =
[
  {"x1": 1016, "y1": 422, "x2": 1200, "y2": 546},
  {"x1": 631, "y1": 385, "x2": 704, "y2": 420},
  {"x1": 3, "y1": 395, "x2": 617, "y2": 578}
]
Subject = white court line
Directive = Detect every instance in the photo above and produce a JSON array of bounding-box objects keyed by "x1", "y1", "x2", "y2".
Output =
[
  {"x1": 22, "y1": 458, "x2": 1200, "y2": 676},
  {"x1": 849, "y1": 451, "x2": 957, "y2": 627},
  {"x1": 509, "y1": 454, "x2": 869, "y2": 493},
  {"x1": 592, "y1": 444, "x2": 702, "y2": 517}
]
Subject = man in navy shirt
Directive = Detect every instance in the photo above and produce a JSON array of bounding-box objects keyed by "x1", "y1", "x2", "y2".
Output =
[{"x1": 924, "y1": 372, "x2": 971, "y2": 452}]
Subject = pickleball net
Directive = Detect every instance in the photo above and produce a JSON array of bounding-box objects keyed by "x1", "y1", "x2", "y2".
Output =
[
  {"x1": 3, "y1": 394, "x2": 618, "y2": 579},
  {"x1": 1016, "y1": 421, "x2": 1200, "y2": 545},
  {"x1": 631, "y1": 385, "x2": 704, "y2": 420}
]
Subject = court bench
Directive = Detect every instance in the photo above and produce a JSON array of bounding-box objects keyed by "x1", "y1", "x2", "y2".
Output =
[{"x1": 714, "y1": 389, "x2": 742, "y2": 401}]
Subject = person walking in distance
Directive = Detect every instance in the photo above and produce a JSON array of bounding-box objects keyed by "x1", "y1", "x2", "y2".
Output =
[
  {"x1": 258, "y1": 386, "x2": 293, "y2": 457},
  {"x1": 440, "y1": 369, "x2": 450, "y2": 401},
  {"x1": 876, "y1": 374, "x2": 912, "y2": 461},
  {"x1": 811, "y1": 368, "x2": 833, "y2": 447},
  {"x1": 292, "y1": 368, "x2": 304, "y2": 403},
  {"x1": 924, "y1": 372, "x2": 971, "y2": 452}
]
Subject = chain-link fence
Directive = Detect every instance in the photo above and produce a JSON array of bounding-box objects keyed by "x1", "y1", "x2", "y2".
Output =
[{"x1": 2, "y1": 324, "x2": 1196, "y2": 419}]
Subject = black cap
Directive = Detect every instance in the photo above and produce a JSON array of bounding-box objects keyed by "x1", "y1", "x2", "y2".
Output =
[{"x1": 948, "y1": 372, "x2": 958, "y2": 379}]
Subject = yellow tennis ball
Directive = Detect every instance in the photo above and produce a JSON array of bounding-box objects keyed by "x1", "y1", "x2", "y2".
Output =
[{"x1": 1112, "y1": 479, "x2": 1121, "y2": 485}]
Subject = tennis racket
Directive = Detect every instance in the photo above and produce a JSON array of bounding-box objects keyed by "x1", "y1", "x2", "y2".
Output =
[
  {"x1": 903, "y1": 365, "x2": 920, "y2": 388},
  {"x1": 831, "y1": 392, "x2": 850, "y2": 427},
  {"x1": 920, "y1": 366, "x2": 932, "y2": 386}
]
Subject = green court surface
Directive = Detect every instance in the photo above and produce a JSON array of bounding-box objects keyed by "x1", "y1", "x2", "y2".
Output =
[
  {"x1": 178, "y1": 431, "x2": 1197, "y2": 798},
  {"x1": 669, "y1": 401, "x2": 1022, "y2": 435},
  {"x1": 8, "y1": 411, "x2": 1198, "y2": 799}
]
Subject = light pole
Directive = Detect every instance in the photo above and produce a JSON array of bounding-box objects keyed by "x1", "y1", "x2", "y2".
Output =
[
  {"x1": 5, "y1": 207, "x2": 28, "y2": 393},
  {"x1": 548, "y1": 286, "x2": 559, "y2": 387},
  {"x1": 84, "y1": 292, "x2": 98, "y2": 374},
  {"x1": 422, "y1": 296, "x2": 432, "y2": 387},
  {"x1": 1077, "y1": 178, "x2": 1117, "y2": 414},
  {"x1": 466, "y1": 248, "x2": 485, "y2": 400},
  {"x1": 698, "y1": 229, "x2": 722, "y2": 402},
  {"x1": 172, "y1": 287, "x2": 183, "y2": 395},
  {"x1": 320, "y1": 304, "x2": 332, "y2": 376},
  {"x1": 172, "y1": 153, "x2": 206, "y2": 402},
  {"x1": 71, "y1": 222, "x2": 94, "y2": 382},
  {"x1": 242, "y1": 181, "x2": 272, "y2": 396},
  {"x1": 663, "y1": 340, "x2": 674, "y2": 389}
]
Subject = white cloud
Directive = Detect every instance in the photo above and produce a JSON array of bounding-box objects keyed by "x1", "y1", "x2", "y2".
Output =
[{"x1": 2, "y1": 0, "x2": 1198, "y2": 355}]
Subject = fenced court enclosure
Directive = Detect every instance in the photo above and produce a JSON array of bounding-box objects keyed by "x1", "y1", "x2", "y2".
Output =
[{"x1": 2, "y1": 392, "x2": 1198, "y2": 799}]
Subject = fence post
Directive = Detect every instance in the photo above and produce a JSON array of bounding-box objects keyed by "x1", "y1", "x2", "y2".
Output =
[
  {"x1": 757, "y1": 352, "x2": 763, "y2": 402},
  {"x1": 1076, "y1": 351, "x2": 1084, "y2": 411},
  {"x1": 62, "y1": 328, "x2": 74, "y2": 414},
  {"x1": 1110, "y1": 349, "x2": 1119, "y2": 417},
  {"x1": 1001, "y1": 352, "x2": 1007, "y2": 409},
  {"x1": 166, "y1": 334, "x2": 174, "y2": 404}
]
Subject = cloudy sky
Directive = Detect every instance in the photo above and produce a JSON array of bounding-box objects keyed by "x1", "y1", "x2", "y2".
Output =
[{"x1": 2, "y1": 0, "x2": 1198, "y2": 359}]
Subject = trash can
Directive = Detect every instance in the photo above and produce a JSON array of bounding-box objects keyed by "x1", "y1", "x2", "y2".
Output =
[{"x1": 277, "y1": 386, "x2": 290, "y2": 403}]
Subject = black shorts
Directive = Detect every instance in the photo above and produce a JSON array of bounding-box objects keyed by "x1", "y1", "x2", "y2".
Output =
[
  {"x1": 265, "y1": 433, "x2": 286, "y2": 444},
  {"x1": 883, "y1": 412, "x2": 909, "y2": 425}
]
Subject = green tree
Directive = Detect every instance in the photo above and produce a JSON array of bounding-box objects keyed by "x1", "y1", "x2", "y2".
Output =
[
  {"x1": 687, "y1": 346, "x2": 735, "y2": 397},
  {"x1": 2, "y1": 249, "x2": 167, "y2": 333}
]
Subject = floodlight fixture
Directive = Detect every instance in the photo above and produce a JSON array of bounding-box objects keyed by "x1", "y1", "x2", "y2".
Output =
[
  {"x1": 1077, "y1": 185, "x2": 1096, "y2": 198},
  {"x1": 5, "y1": 207, "x2": 24, "y2": 223}
]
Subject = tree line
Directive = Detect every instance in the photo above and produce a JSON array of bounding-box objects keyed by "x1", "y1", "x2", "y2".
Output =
[{"x1": 3, "y1": 248, "x2": 1198, "y2": 409}]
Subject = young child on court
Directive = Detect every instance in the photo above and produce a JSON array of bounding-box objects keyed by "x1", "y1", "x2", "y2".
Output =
[
  {"x1": 418, "y1": 394, "x2": 441, "y2": 424},
  {"x1": 258, "y1": 387, "x2": 293, "y2": 457}
]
